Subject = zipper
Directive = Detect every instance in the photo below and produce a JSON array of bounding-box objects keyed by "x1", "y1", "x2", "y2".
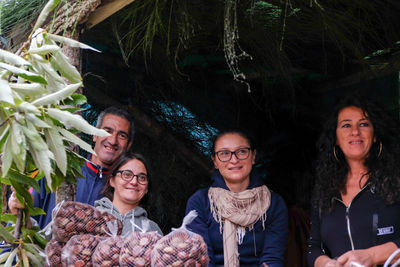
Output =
[
  {"x1": 332, "y1": 183, "x2": 370, "y2": 251},
  {"x1": 345, "y1": 206, "x2": 355, "y2": 250}
]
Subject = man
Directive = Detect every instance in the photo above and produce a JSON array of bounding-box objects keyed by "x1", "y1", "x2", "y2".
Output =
[{"x1": 8, "y1": 107, "x2": 134, "y2": 229}]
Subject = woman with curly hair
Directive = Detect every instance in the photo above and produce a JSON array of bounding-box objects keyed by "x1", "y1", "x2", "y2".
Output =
[{"x1": 307, "y1": 94, "x2": 400, "y2": 267}]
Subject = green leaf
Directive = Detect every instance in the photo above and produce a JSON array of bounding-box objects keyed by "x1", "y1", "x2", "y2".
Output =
[
  {"x1": 10, "y1": 122, "x2": 27, "y2": 171},
  {"x1": 50, "y1": 51, "x2": 81, "y2": 83},
  {"x1": 0, "y1": 49, "x2": 30, "y2": 66},
  {"x1": 0, "y1": 251, "x2": 11, "y2": 263},
  {"x1": 33, "y1": 231, "x2": 48, "y2": 248},
  {"x1": 44, "y1": 119, "x2": 67, "y2": 175},
  {"x1": 32, "y1": 0, "x2": 61, "y2": 32},
  {"x1": 0, "y1": 224, "x2": 17, "y2": 244},
  {"x1": 36, "y1": 60, "x2": 65, "y2": 92},
  {"x1": 28, "y1": 142, "x2": 53, "y2": 191},
  {"x1": 1, "y1": 135, "x2": 12, "y2": 176},
  {"x1": 0, "y1": 124, "x2": 10, "y2": 152},
  {"x1": 31, "y1": 82, "x2": 82, "y2": 106},
  {"x1": 26, "y1": 113, "x2": 51, "y2": 128},
  {"x1": 28, "y1": 207, "x2": 46, "y2": 216},
  {"x1": 4, "y1": 247, "x2": 17, "y2": 267},
  {"x1": 58, "y1": 127, "x2": 95, "y2": 154},
  {"x1": 25, "y1": 250, "x2": 43, "y2": 267},
  {"x1": 0, "y1": 63, "x2": 47, "y2": 84},
  {"x1": 44, "y1": 33, "x2": 101, "y2": 52},
  {"x1": 0, "y1": 214, "x2": 17, "y2": 224},
  {"x1": 21, "y1": 249, "x2": 30, "y2": 267},
  {"x1": 8, "y1": 169, "x2": 40, "y2": 192},
  {"x1": 0, "y1": 177, "x2": 11, "y2": 185},
  {"x1": 0, "y1": 79, "x2": 14, "y2": 105},
  {"x1": 21, "y1": 122, "x2": 48, "y2": 151},
  {"x1": 47, "y1": 108, "x2": 110, "y2": 137},
  {"x1": 16, "y1": 102, "x2": 41, "y2": 115},
  {"x1": 10, "y1": 180, "x2": 33, "y2": 208},
  {"x1": 10, "y1": 82, "x2": 45, "y2": 96},
  {"x1": 28, "y1": 44, "x2": 60, "y2": 55},
  {"x1": 63, "y1": 93, "x2": 87, "y2": 106}
]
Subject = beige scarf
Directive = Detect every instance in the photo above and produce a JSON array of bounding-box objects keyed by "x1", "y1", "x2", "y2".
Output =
[{"x1": 208, "y1": 185, "x2": 271, "y2": 267}]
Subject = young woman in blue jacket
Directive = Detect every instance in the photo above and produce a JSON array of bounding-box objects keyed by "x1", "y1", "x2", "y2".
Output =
[
  {"x1": 186, "y1": 130, "x2": 288, "y2": 267},
  {"x1": 308, "y1": 95, "x2": 400, "y2": 267}
]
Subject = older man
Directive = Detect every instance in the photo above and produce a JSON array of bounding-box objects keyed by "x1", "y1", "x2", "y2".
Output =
[{"x1": 9, "y1": 107, "x2": 135, "y2": 229}]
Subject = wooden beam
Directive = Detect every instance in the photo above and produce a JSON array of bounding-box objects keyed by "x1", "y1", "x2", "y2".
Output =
[{"x1": 86, "y1": 0, "x2": 136, "y2": 29}]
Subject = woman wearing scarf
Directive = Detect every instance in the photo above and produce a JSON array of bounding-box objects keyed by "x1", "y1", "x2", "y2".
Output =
[{"x1": 185, "y1": 130, "x2": 288, "y2": 267}]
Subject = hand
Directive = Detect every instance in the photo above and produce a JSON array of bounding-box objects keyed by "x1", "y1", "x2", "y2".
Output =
[
  {"x1": 337, "y1": 250, "x2": 374, "y2": 267},
  {"x1": 323, "y1": 259, "x2": 340, "y2": 267},
  {"x1": 8, "y1": 189, "x2": 23, "y2": 214}
]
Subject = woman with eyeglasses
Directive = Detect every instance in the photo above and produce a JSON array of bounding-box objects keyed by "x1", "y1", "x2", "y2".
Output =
[
  {"x1": 185, "y1": 130, "x2": 288, "y2": 267},
  {"x1": 95, "y1": 152, "x2": 162, "y2": 235}
]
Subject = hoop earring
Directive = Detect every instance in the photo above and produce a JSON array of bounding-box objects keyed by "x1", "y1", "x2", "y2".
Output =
[
  {"x1": 377, "y1": 141, "x2": 382, "y2": 158},
  {"x1": 333, "y1": 146, "x2": 339, "y2": 162}
]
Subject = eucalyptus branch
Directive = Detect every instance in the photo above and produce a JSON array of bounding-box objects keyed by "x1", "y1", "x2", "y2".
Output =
[
  {"x1": 0, "y1": 117, "x2": 11, "y2": 128},
  {"x1": 15, "y1": 39, "x2": 31, "y2": 57}
]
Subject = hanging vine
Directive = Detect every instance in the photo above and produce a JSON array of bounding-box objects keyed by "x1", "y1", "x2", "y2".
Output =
[{"x1": 223, "y1": 0, "x2": 252, "y2": 92}]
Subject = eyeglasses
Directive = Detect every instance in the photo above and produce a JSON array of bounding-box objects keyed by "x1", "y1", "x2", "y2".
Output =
[
  {"x1": 214, "y1": 147, "x2": 251, "y2": 162},
  {"x1": 115, "y1": 170, "x2": 148, "y2": 185}
]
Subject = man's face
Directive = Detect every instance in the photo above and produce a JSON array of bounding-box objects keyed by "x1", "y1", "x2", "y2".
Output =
[{"x1": 92, "y1": 114, "x2": 132, "y2": 168}]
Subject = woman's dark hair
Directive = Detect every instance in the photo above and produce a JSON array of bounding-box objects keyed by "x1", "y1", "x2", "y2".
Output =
[
  {"x1": 211, "y1": 129, "x2": 256, "y2": 154},
  {"x1": 314, "y1": 93, "x2": 400, "y2": 211},
  {"x1": 102, "y1": 152, "x2": 151, "y2": 207}
]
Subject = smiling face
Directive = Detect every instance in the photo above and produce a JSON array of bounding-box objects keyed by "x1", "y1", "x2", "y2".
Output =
[
  {"x1": 336, "y1": 106, "x2": 375, "y2": 162},
  {"x1": 212, "y1": 133, "x2": 256, "y2": 192},
  {"x1": 110, "y1": 159, "x2": 148, "y2": 210},
  {"x1": 92, "y1": 114, "x2": 133, "y2": 168}
]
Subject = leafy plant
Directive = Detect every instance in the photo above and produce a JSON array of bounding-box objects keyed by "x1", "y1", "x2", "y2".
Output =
[{"x1": 0, "y1": 0, "x2": 107, "y2": 265}]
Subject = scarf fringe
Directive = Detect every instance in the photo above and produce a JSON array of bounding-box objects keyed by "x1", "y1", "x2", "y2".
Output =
[{"x1": 208, "y1": 185, "x2": 271, "y2": 267}]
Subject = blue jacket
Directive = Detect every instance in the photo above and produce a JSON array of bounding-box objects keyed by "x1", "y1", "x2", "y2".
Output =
[
  {"x1": 185, "y1": 170, "x2": 288, "y2": 267},
  {"x1": 33, "y1": 161, "x2": 109, "y2": 229}
]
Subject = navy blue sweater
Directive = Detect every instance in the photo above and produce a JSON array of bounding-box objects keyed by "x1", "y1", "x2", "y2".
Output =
[
  {"x1": 32, "y1": 161, "x2": 108, "y2": 229},
  {"x1": 185, "y1": 170, "x2": 288, "y2": 267}
]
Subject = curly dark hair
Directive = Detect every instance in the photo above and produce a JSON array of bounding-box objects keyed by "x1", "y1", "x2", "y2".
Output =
[
  {"x1": 102, "y1": 152, "x2": 151, "y2": 208},
  {"x1": 313, "y1": 93, "x2": 400, "y2": 212}
]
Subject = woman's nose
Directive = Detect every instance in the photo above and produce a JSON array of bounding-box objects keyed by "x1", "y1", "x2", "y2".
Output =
[
  {"x1": 351, "y1": 126, "x2": 360, "y2": 135},
  {"x1": 130, "y1": 176, "x2": 138, "y2": 184},
  {"x1": 230, "y1": 153, "x2": 240, "y2": 163}
]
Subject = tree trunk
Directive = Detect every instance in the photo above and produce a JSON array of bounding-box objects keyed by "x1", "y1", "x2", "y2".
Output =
[
  {"x1": 51, "y1": 0, "x2": 101, "y2": 205},
  {"x1": 55, "y1": 31, "x2": 81, "y2": 205}
]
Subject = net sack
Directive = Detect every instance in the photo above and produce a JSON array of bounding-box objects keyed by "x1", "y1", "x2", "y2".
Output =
[
  {"x1": 92, "y1": 220, "x2": 125, "y2": 267},
  {"x1": 51, "y1": 201, "x2": 123, "y2": 242},
  {"x1": 151, "y1": 210, "x2": 209, "y2": 267},
  {"x1": 119, "y1": 231, "x2": 162, "y2": 267},
  {"x1": 45, "y1": 238, "x2": 65, "y2": 267},
  {"x1": 61, "y1": 234, "x2": 104, "y2": 267}
]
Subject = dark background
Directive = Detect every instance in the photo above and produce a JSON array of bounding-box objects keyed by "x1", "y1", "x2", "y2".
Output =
[{"x1": 77, "y1": 1, "x2": 400, "y2": 265}]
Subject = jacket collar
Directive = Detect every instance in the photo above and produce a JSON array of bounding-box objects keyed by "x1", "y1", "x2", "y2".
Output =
[{"x1": 85, "y1": 160, "x2": 110, "y2": 178}]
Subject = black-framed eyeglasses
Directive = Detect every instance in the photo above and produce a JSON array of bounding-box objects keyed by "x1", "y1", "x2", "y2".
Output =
[
  {"x1": 214, "y1": 147, "x2": 251, "y2": 162},
  {"x1": 115, "y1": 170, "x2": 148, "y2": 185}
]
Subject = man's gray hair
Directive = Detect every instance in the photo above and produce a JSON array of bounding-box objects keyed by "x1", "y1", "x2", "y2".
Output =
[{"x1": 96, "y1": 107, "x2": 135, "y2": 142}]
